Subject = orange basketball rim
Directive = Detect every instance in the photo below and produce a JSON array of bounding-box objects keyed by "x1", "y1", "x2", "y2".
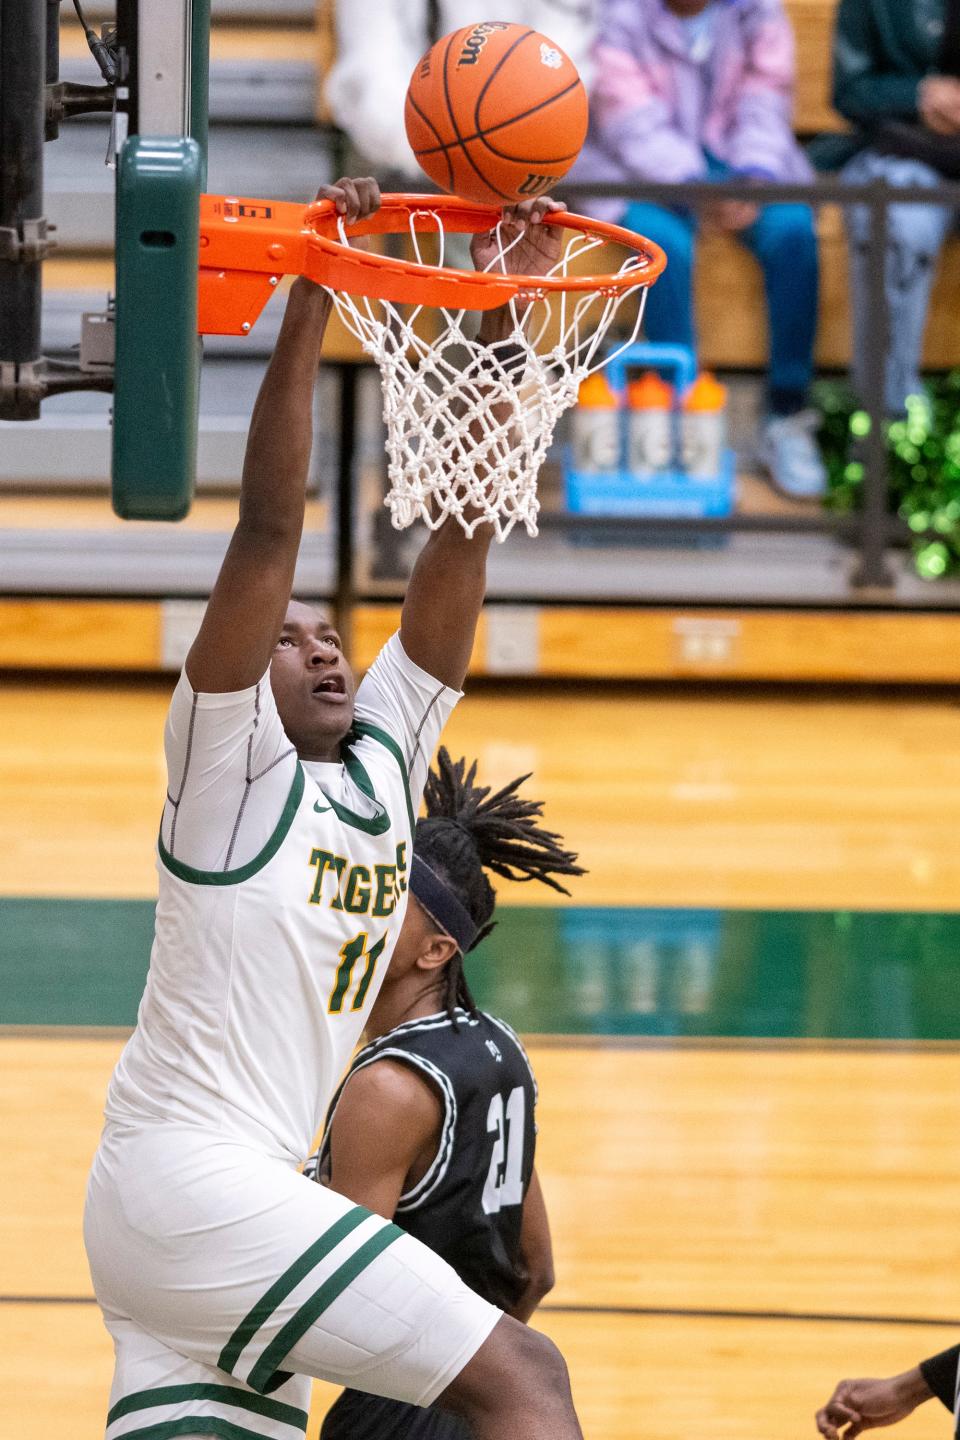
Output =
[{"x1": 196, "y1": 192, "x2": 667, "y2": 336}]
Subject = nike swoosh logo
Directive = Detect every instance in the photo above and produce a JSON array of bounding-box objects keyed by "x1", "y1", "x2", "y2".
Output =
[{"x1": 314, "y1": 795, "x2": 387, "y2": 821}]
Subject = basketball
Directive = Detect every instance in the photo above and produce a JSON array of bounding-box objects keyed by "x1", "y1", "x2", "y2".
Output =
[{"x1": 404, "y1": 21, "x2": 589, "y2": 207}]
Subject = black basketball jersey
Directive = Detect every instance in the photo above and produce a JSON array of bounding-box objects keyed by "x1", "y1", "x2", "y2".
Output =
[
  {"x1": 311, "y1": 1007, "x2": 538, "y2": 1440},
  {"x1": 316, "y1": 1006, "x2": 538, "y2": 1310}
]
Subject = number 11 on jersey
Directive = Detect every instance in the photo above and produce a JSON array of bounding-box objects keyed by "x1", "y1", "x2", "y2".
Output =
[
  {"x1": 482, "y1": 1086, "x2": 526, "y2": 1214},
  {"x1": 328, "y1": 931, "x2": 386, "y2": 1014}
]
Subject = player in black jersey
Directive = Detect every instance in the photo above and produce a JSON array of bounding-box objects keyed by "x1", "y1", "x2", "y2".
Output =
[{"x1": 305, "y1": 748, "x2": 584, "y2": 1440}]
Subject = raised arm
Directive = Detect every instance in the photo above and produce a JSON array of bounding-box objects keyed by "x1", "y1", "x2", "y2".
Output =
[
  {"x1": 399, "y1": 196, "x2": 565, "y2": 690},
  {"x1": 186, "y1": 177, "x2": 381, "y2": 694}
]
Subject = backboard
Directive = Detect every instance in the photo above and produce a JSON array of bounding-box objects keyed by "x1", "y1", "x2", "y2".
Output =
[{"x1": 110, "y1": 0, "x2": 209, "y2": 519}]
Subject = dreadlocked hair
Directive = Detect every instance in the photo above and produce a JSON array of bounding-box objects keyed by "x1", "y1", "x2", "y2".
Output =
[{"x1": 415, "y1": 747, "x2": 585, "y2": 1026}]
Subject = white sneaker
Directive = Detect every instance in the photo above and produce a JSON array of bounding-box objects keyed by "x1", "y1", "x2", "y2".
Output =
[{"x1": 757, "y1": 409, "x2": 827, "y2": 499}]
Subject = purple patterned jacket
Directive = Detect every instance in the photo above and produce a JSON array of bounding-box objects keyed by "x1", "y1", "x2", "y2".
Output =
[{"x1": 572, "y1": 0, "x2": 812, "y2": 215}]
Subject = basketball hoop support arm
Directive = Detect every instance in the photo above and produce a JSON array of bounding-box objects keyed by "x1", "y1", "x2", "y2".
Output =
[
  {"x1": 196, "y1": 192, "x2": 665, "y2": 335},
  {"x1": 197, "y1": 193, "x2": 530, "y2": 333}
]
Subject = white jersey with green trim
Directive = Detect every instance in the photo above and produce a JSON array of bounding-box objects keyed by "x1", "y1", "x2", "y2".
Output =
[{"x1": 104, "y1": 634, "x2": 460, "y2": 1163}]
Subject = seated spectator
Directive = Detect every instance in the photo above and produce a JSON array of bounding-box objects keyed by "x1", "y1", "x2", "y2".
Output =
[
  {"x1": 326, "y1": 0, "x2": 597, "y2": 181},
  {"x1": 828, "y1": 0, "x2": 960, "y2": 417},
  {"x1": 575, "y1": 0, "x2": 825, "y2": 498}
]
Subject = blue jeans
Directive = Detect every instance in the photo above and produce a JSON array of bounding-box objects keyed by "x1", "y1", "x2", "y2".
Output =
[{"x1": 622, "y1": 161, "x2": 819, "y2": 409}]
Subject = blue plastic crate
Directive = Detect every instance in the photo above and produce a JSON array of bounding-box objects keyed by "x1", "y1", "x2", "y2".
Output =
[
  {"x1": 562, "y1": 342, "x2": 737, "y2": 520},
  {"x1": 565, "y1": 449, "x2": 736, "y2": 518}
]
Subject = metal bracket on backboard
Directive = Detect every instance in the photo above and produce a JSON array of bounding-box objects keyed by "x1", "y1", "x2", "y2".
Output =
[
  {"x1": 0, "y1": 217, "x2": 52, "y2": 264},
  {"x1": 138, "y1": 0, "x2": 192, "y2": 136},
  {"x1": 0, "y1": 360, "x2": 45, "y2": 411},
  {"x1": 0, "y1": 354, "x2": 114, "y2": 417},
  {"x1": 0, "y1": 361, "x2": 19, "y2": 410},
  {"x1": 80, "y1": 302, "x2": 116, "y2": 374},
  {"x1": 45, "y1": 81, "x2": 116, "y2": 139}
]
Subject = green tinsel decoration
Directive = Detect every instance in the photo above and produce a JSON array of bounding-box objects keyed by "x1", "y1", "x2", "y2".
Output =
[{"x1": 814, "y1": 371, "x2": 960, "y2": 580}]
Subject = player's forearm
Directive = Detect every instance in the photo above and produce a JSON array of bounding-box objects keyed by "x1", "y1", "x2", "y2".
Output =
[
  {"x1": 511, "y1": 1172, "x2": 554, "y2": 1323},
  {"x1": 477, "y1": 302, "x2": 523, "y2": 347},
  {"x1": 237, "y1": 278, "x2": 333, "y2": 540},
  {"x1": 897, "y1": 1366, "x2": 936, "y2": 1408},
  {"x1": 399, "y1": 289, "x2": 539, "y2": 683},
  {"x1": 919, "y1": 1347, "x2": 957, "y2": 1410},
  {"x1": 400, "y1": 520, "x2": 493, "y2": 689}
]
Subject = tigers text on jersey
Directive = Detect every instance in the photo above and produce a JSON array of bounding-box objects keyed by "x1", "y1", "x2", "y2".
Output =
[
  {"x1": 312, "y1": 1008, "x2": 538, "y2": 1312},
  {"x1": 103, "y1": 633, "x2": 461, "y2": 1163}
]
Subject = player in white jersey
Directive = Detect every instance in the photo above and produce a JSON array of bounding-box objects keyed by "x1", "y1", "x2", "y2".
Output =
[{"x1": 84, "y1": 177, "x2": 583, "y2": 1440}]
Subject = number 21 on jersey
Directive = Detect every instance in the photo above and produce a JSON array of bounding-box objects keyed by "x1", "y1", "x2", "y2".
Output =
[{"x1": 482, "y1": 1086, "x2": 526, "y2": 1214}]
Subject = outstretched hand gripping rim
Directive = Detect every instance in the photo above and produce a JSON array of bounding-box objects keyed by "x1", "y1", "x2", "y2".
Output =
[{"x1": 196, "y1": 193, "x2": 666, "y2": 540}]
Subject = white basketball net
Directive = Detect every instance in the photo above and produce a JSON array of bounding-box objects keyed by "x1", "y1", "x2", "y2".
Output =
[{"x1": 321, "y1": 209, "x2": 653, "y2": 541}]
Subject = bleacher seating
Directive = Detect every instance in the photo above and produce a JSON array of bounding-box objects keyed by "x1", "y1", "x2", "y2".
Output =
[
  {"x1": 45, "y1": 0, "x2": 960, "y2": 378},
  {"x1": 790, "y1": 0, "x2": 843, "y2": 137}
]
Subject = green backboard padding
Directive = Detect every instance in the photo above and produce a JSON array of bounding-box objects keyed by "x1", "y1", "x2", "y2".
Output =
[{"x1": 112, "y1": 136, "x2": 202, "y2": 521}]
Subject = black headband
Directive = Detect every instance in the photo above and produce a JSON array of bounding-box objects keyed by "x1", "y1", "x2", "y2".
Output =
[{"x1": 409, "y1": 853, "x2": 478, "y2": 954}]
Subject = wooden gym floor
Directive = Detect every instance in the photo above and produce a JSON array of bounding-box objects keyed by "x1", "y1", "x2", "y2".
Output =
[{"x1": 2, "y1": 678, "x2": 960, "y2": 1440}]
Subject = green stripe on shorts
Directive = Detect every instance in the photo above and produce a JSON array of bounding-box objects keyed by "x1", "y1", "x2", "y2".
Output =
[
  {"x1": 107, "y1": 1418, "x2": 285, "y2": 1440},
  {"x1": 217, "y1": 1207, "x2": 369, "y2": 1376},
  {"x1": 247, "y1": 1223, "x2": 404, "y2": 1395},
  {"x1": 107, "y1": 1383, "x2": 307, "y2": 1432}
]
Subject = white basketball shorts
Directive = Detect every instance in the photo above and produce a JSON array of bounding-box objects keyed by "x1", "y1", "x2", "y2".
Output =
[{"x1": 84, "y1": 1122, "x2": 500, "y2": 1440}]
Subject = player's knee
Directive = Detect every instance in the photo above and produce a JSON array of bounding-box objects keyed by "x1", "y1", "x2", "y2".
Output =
[{"x1": 753, "y1": 206, "x2": 816, "y2": 266}]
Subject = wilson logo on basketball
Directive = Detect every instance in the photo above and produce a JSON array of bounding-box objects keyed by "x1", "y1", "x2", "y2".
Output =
[
  {"x1": 517, "y1": 174, "x2": 555, "y2": 196},
  {"x1": 457, "y1": 21, "x2": 509, "y2": 66}
]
